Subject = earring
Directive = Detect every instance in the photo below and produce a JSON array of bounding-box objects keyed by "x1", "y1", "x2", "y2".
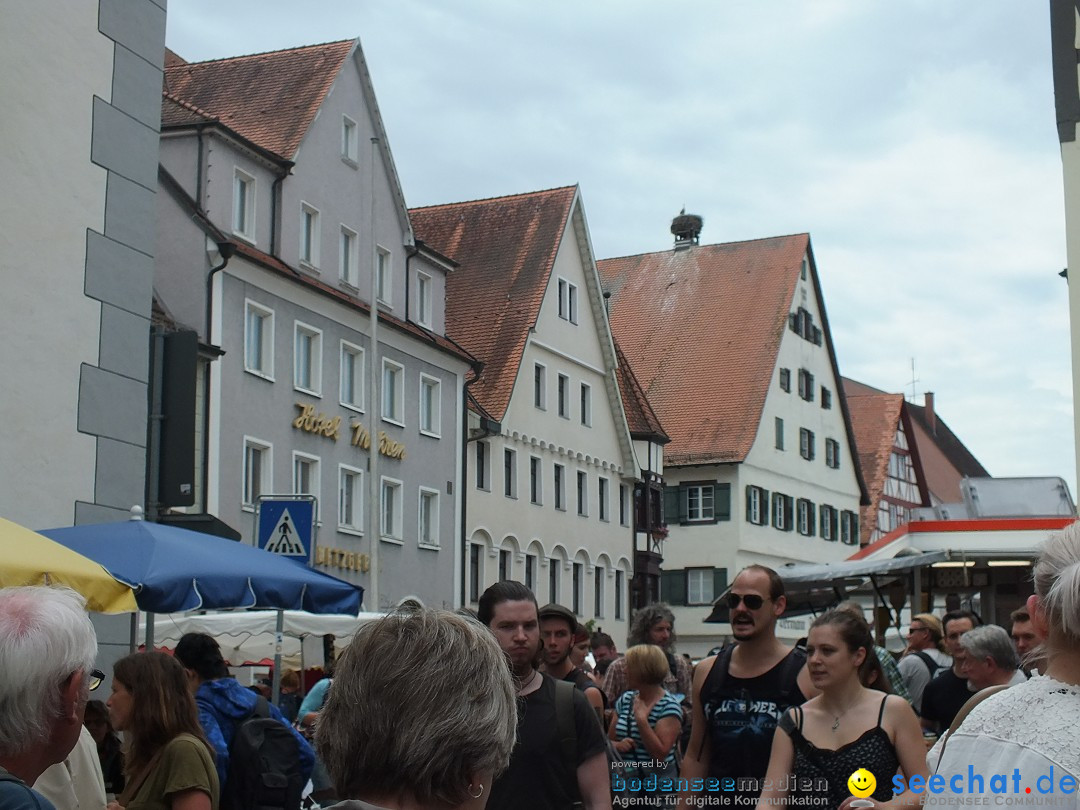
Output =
[{"x1": 468, "y1": 784, "x2": 484, "y2": 799}]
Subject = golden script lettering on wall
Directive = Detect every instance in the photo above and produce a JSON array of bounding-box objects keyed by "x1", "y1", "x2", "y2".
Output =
[
  {"x1": 314, "y1": 545, "x2": 371, "y2": 573},
  {"x1": 292, "y1": 403, "x2": 341, "y2": 440}
]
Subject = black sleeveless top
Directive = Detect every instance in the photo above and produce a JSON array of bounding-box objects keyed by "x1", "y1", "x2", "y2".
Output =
[
  {"x1": 699, "y1": 646, "x2": 807, "y2": 797},
  {"x1": 778, "y1": 695, "x2": 900, "y2": 809}
]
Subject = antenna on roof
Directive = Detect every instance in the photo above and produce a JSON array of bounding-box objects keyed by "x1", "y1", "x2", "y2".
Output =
[{"x1": 907, "y1": 358, "x2": 920, "y2": 403}]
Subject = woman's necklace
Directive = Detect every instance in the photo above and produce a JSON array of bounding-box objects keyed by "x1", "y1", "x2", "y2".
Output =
[{"x1": 826, "y1": 696, "x2": 859, "y2": 731}]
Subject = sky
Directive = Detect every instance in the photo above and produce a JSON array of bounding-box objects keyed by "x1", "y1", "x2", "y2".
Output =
[{"x1": 167, "y1": 1, "x2": 1077, "y2": 499}]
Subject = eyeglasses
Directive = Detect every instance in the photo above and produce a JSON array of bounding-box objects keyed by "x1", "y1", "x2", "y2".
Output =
[
  {"x1": 908, "y1": 626, "x2": 928, "y2": 636},
  {"x1": 726, "y1": 593, "x2": 765, "y2": 610},
  {"x1": 88, "y1": 669, "x2": 105, "y2": 692}
]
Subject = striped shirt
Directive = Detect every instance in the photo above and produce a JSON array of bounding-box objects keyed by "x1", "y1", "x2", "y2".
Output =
[{"x1": 613, "y1": 690, "x2": 683, "y2": 766}]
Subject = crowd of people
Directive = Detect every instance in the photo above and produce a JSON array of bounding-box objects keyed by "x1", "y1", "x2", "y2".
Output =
[{"x1": 2, "y1": 523, "x2": 1079, "y2": 810}]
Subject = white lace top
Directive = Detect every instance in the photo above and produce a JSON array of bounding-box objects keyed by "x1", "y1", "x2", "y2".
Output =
[{"x1": 927, "y1": 675, "x2": 1080, "y2": 808}]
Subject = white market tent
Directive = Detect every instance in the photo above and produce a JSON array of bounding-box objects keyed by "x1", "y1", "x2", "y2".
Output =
[{"x1": 141, "y1": 609, "x2": 384, "y2": 668}]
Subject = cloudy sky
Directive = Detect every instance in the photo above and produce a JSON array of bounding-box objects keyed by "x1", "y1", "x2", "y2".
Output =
[{"x1": 168, "y1": 1, "x2": 1076, "y2": 498}]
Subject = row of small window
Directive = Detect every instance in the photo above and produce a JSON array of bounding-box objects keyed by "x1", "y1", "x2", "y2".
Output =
[
  {"x1": 242, "y1": 439, "x2": 442, "y2": 546},
  {"x1": 244, "y1": 302, "x2": 442, "y2": 435},
  {"x1": 745, "y1": 485, "x2": 858, "y2": 543},
  {"x1": 233, "y1": 166, "x2": 432, "y2": 324},
  {"x1": 661, "y1": 567, "x2": 728, "y2": 607},
  {"x1": 469, "y1": 545, "x2": 626, "y2": 621},
  {"x1": 533, "y1": 363, "x2": 593, "y2": 423},
  {"x1": 663, "y1": 482, "x2": 857, "y2": 542},
  {"x1": 774, "y1": 420, "x2": 841, "y2": 467},
  {"x1": 778, "y1": 367, "x2": 832, "y2": 408},
  {"x1": 476, "y1": 442, "x2": 632, "y2": 523}
]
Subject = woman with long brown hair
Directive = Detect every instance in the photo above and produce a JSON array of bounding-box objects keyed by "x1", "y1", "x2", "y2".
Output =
[{"x1": 106, "y1": 652, "x2": 218, "y2": 810}]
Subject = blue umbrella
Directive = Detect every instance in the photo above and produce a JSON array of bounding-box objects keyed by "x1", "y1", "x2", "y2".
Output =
[{"x1": 40, "y1": 518, "x2": 362, "y2": 615}]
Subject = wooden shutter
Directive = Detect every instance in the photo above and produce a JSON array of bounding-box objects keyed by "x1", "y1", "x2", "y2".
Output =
[
  {"x1": 664, "y1": 486, "x2": 680, "y2": 525},
  {"x1": 715, "y1": 483, "x2": 731, "y2": 521},
  {"x1": 713, "y1": 568, "x2": 729, "y2": 598},
  {"x1": 661, "y1": 569, "x2": 686, "y2": 606}
]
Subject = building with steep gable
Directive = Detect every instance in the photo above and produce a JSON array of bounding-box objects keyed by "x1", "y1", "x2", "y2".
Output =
[
  {"x1": 598, "y1": 222, "x2": 868, "y2": 652},
  {"x1": 154, "y1": 40, "x2": 474, "y2": 610},
  {"x1": 841, "y1": 381, "x2": 931, "y2": 545},
  {"x1": 411, "y1": 187, "x2": 668, "y2": 632}
]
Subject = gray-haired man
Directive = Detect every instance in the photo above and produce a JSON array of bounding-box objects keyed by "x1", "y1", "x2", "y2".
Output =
[
  {"x1": 0, "y1": 586, "x2": 99, "y2": 810},
  {"x1": 957, "y1": 625, "x2": 1027, "y2": 691}
]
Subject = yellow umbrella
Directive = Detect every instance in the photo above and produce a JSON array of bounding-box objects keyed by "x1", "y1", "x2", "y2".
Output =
[{"x1": 0, "y1": 516, "x2": 137, "y2": 613}]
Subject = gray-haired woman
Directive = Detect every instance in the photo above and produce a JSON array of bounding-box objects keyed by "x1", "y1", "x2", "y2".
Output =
[{"x1": 316, "y1": 607, "x2": 517, "y2": 810}]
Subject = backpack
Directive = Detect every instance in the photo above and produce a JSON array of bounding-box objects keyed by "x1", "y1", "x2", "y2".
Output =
[
  {"x1": 223, "y1": 696, "x2": 304, "y2": 810},
  {"x1": 913, "y1": 651, "x2": 945, "y2": 679}
]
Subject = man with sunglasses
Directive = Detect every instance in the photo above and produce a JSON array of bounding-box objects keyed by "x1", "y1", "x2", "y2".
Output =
[
  {"x1": 0, "y1": 586, "x2": 100, "y2": 810},
  {"x1": 679, "y1": 565, "x2": 815, "y2": 808}
]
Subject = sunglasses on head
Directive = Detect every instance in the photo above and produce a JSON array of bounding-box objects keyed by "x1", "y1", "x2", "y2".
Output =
[
  {"x1": 726, "y1": 593, "x2": 765, "y2": 610},
  {"x1": 88, "y1": 669, "x2": 105, "y2": 691}
]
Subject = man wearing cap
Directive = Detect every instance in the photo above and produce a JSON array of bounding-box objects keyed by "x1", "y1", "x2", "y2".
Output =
[
  {"x1": 539, "y1": 603, "x2": 606, "y2": 722},
  {"x1": 898, "y1": 613, "x2": 951, "y2": 715}
]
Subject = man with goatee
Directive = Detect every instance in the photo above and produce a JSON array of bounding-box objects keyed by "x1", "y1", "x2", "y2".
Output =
[
  {"x1": 679, "y1": 565, "x2": 815, "y2": 808},
  {"x1": 478, "y1": 581, "x2": 609, "y2": 810}
]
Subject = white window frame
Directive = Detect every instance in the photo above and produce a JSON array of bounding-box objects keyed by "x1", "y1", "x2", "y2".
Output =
[
  {"x1": 577, "y1": 470, "x2": 588, "y2": 517},
  {"x1": 529, "y1": 456, "x2": 542, "y2": 504},
  {"x1": 419, "y1": 374, "x2": 441, "y2": 438},
  {"x1": 244, "y1": 300, "x2": 274, "y2": 380},
  {"x1": 339, "y1": 340, "x2": 365, "y2": 412},
  {"x1": 558, "y1": 277, "x2": 578, "y2": 324},
  {"x1": 687, "y1": 568, "x2": 715, "y2": 606},
  {"x1": 825, "y1": 438, "x2": 840, "y2": 469},
  {"x1": 476, "y1": 441, "x2": 490, "y2": 491},
  {"x1": 554, "y1": 463, "x2": 565, "y2": 511},
  {"x1": 598, "y1": 477, "x2": 609, "y2": 522},
  {"x1": 534, "y1": 363, "x2": 547, "y2": 410},
  {"x1": 380, "y1": 476, "x2": 403, "y2": 542},
  {"x1": 232, "y1": 168, "x2": 255, "y2": 242},
  {"x1": 773, "y1": 493, "x2": 789, "y2": 531},
  {"x1": 418, "y1": 487, "x2": 440, "y2": 548},
  {"x1": 376, "y1": 246, "x2": 392, "y2": 306},
  {"x1": 341, "y1": 115, "x2": 358, "y2": 163},
  {"x1": 821, "y1": 505, "x2": 836, "y2": 541},
  {"x1": 300, "y1": 202, "x2": 320, "y2": 269},
  {"x1": 339, "y1": 225, "x2": 359, "y2": 287},
  {"x1": 416, "y1": 271, "x2": 432, "y2": 328},
  {"x1": 557, "y1": 373, "x2": 569, "y2": 419},
  {"x1": 686, "y1": 484, "x2": 715, "y2": 522},
  {"x1": 381, "y1": 358, "x2": 405, "y2": 426},
  {"x1": 748, "y1": 486, "x2": 764, "y2": 525},
  {"x1": 293, "y1": 321, "x2": 323, "y2": 396},
  {"x1": 797, "y1": 499, "x2": 813, "y2": 536},
  {"x1": 292, "y1": 451, "x2": 320, "y2": 498},
  {"x1": 504, "y1": 448, "x2": 517, "y2": 499},
  {"x1": 338, "y1": 464, "x2": 364, "y2": 534},
  {"x1": 241, "y1": 437, "x2": 271, "y2": 510},
  {"x1": 580, "y1": 382, "x2": 592, "y2": 426},
  {"x1": 800, "y1": 428, "x2": 815, "y2": 461}
]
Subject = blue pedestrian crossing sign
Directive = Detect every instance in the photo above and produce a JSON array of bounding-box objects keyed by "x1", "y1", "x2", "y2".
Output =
[{"x1": 257, "y1": 499, "x2": 315, "y2": 563}]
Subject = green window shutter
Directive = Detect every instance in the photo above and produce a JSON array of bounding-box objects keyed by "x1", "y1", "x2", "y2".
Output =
[
  {"x1": 679, "y1": 485, "x2": 690, "y2": 524},
  {"x1": 760, "y1": 488, "x2": 770, "y2": 525},
  {"x1": 785, "y1": 495, "x2": 795, "y2": 531},
  {"x1": 808, "y1": 502, "x2": 817, "y2": 537},
  {"x1": 661, "y1": 569, "x2": 686, "y2": 606},
  {"x1": 713, "y1": 568, "x2": 728, "y2": 598},
  {"x1": 664, "y1": 486, "x2": 680, "y2": 525},
  {"x1": 745, "y1": 485, "x2": 753, "y2": 523},
  {"x1": 715, "y1": 483, "x2": 731, "y2": 522}
]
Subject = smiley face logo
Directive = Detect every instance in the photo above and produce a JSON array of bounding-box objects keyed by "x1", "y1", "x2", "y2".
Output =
[{"x1": 847, "y1": 768, "x2": 876, "y2": 798}]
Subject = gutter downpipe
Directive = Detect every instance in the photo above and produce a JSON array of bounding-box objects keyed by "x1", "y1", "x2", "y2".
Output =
[
  {"x1": 367, "y1": 137, "x2": 381, "y2": 611},
  {"x1": 203, "y1": 241, "x2": 234, "y2": 514},
  {"x1": 404, "y1": 242, "x2": 419, "y2": 322}
]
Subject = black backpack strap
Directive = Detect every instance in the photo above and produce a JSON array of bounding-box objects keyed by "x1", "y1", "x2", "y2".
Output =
[
  {"x1": 778, "y1": 644, "x2": 808, "y2": 705},
  {"x1": 694, "y1": 645, "x2": 735, "y2": 760},
  {"x1": 913, "y1": 651, "x2": 940, "y2": 677},
  {"x1": 553, "y1": 678, "x2": 580, "y2": 801}
]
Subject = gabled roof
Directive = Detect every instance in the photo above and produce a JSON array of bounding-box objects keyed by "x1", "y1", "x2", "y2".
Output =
[
  {"x1": 162, "y1": 40, "x2": 354, "y2": 160},
  {"x1": 615, "y1": 342, "x2": 669, "y2": 443},
  {"x1": 409, "y1": 187, "x2": 578, "y2": 421},
  {"x1": 597, "y1": 235, "x2": 807, "y2": 465}
]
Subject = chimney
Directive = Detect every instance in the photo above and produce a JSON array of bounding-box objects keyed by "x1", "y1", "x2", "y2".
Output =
[
  {"x1": 924, "y1": 391, "x2": 936, "y2": 436},
  {"x1": 671, "y1": 210, "x2": 703, "y2": 250}
]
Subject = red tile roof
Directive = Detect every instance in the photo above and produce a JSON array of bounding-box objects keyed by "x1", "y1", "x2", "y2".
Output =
[
  {"x1": 597, "y1": 236, "x2": 809, "y2": 465},
  {"x1": 409, "y1": 187, "x2": 578, "y2": 422},
  {"x1": 162, "y1": 40, "x2": 354, "y2": 160},
  {"x1": 844, "y1": 390, "x2": 905, "y2": 543},
  {"x1": 615, "y1": 342, "x2": 669, "y2": 442}
]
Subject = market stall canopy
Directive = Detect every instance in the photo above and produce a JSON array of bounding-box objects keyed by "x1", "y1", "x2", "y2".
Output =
[
  {"x1": 705, "y1": 551, "x2": 950, "y2": 622},
  {"x1": 143, "y1": 609, "x2": 384, "y2": 666},
  {"x1": 41, "y1": 518, "x2": 362, "y2": 615},
  {"x1": 0, "y1": 516, "x2": 137, "y2": 613}
]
